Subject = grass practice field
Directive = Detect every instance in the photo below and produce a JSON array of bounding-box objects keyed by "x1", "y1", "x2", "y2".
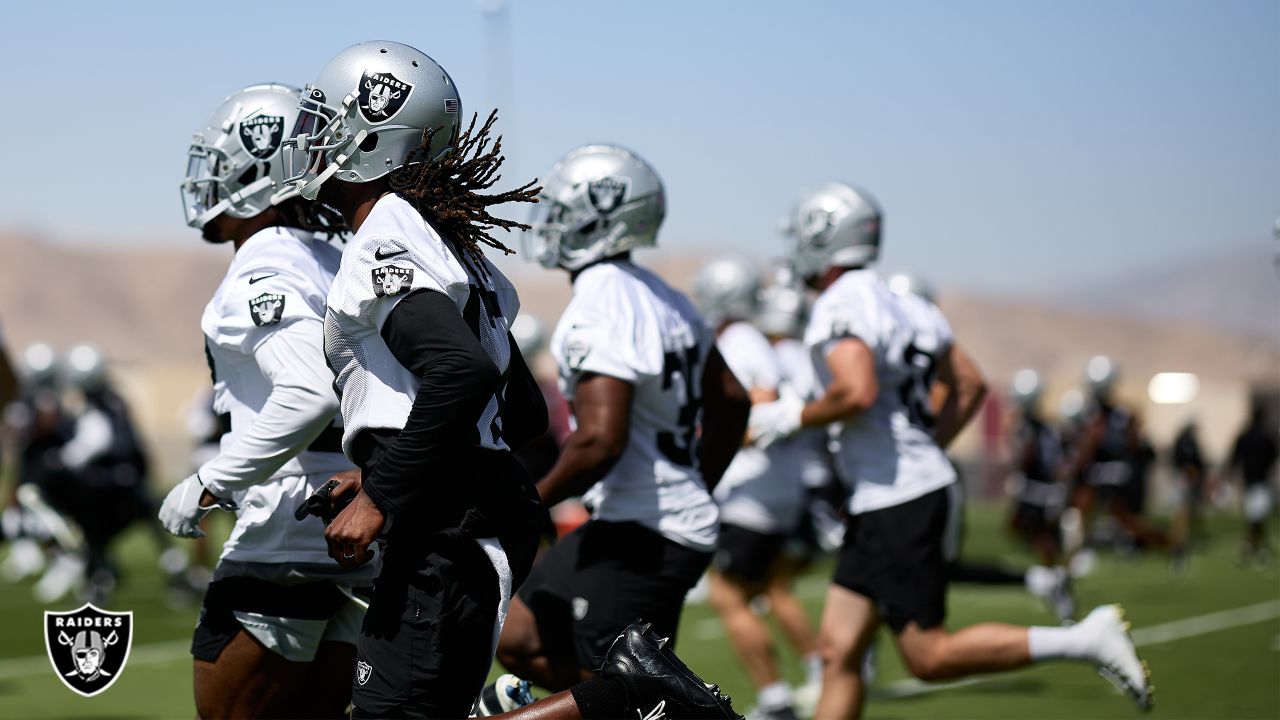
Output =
[{"x1": 1, "y1": 504, "x2": 1276, "y2": 719}]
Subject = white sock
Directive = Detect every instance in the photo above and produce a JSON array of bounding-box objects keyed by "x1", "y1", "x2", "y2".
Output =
[
  {"x1": 1027, "y1": 624, "x2": 1093, "y2": 661},
  {"x1": 1024, "y1": 565, "x2": 1057, "y2": 596},
  {"x1": 804, "y1": 652, "x2": 823, "y2": 685},
  {"x1": 758, "y1": 681, "x2": 792, "y2": 710}
]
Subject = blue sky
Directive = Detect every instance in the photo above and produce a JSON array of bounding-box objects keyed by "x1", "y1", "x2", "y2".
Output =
[{"x1": 0, "y1": 0, "x2": 1275, "y2": 293}]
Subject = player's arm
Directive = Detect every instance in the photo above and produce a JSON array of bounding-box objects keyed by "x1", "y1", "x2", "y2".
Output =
[
  {"x1": 535, "y1": 373, "x2": 633, "y2": 508},
  {"x1": 802, "y1": 337, "x2": 878, "y2": 427},
  {"x1": 931, "y1": 342, "x2": 987, "y2": 450},
  {"x1": 501, "y1": 333, "x2": 550, "y2": 452},
  {"x1": 699, "y1": 347, "x2": 751, "y2": 491}
]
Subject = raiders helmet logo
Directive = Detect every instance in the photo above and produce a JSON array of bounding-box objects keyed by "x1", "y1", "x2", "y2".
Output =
[
  {"x1": 249, "y1": 293, "x2": 286, "y2": 327},
  {"x1": 239, "y1": 115, "x2": 285, "y2": 159},
  {"x1": 801, "y1": 207, "x2": 837, "y2": 245},
  {"x1": 586, "y1": 176, "x2": 628, "y2": 217},
  {"x1": 44, "y1": 604, "x2": 133, "y2": 697},
  {"x1": 356, "y1": 660, "x2": 373, "y2": 686},
  {"x1": 372, "y1": 266, "x2": 414, "y2": 298},
  {"x1": 358, "y1": 70, "x2": 414, "y2": 125}
]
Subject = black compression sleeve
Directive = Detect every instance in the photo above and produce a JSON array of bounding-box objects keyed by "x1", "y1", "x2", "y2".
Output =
[
  {"x1": 500, "y1": 333, "x2": 549, "y2": 451},
  {"x1": 361, "y1": 289, "x2": 502, "y2": 517}
]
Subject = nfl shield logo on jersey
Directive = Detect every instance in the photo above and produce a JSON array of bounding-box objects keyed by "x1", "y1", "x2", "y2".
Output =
[
  {"x1": 239, "y1": 115, "x2": 285, "y2": 159},
  {"x1": 372, "y1": 266, "x2": 414, "y2": 298},
  {"x1": 356, "y1": 660, "x2": 373, "y2": 686},
  {"x1": 44, "y1": 604, "x2": 133, "y2": 697},
  {"x1": 249, "y1": 293, "x2": 286, "y2": 327},
  {"x1": 358, "y1": 70, "x2": 414, "y2": 125}
]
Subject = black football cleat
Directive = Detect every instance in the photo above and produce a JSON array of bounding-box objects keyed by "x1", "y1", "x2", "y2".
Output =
[{"x1": 597, "y1": 621, "x2": 742, "y2": 719}]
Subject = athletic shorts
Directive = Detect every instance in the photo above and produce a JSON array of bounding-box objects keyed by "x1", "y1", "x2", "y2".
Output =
[
  {"x1": 517, "y1": 520, "x2": 711, "y2": 669},
  {"x1": 712, "y1": 523, "x2": 787, "y2": 583},
  {"x1": 832, "y1": 486, "x2": 958, "y2": 633},
  {"x1": 352, "y1": 530, "x2": 536, "y2": 720},
  {"x1": 192, "y1": 576, "x2": 363, "y2": 663}
]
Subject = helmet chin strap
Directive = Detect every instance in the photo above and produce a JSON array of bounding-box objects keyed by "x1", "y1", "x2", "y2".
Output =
[
  {"x1": 297, "y1": 129, "x2": 367, "y2": 201},
  {"x1": 192, "y1": 176, "x2": 275, "y2": 229}
]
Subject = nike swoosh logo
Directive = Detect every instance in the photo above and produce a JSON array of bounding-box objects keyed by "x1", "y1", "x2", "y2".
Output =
[
  {"x1": 248, "y1": 273, "x2": 278, "y2": 284},
  {"x1": 375, "y1": 247, "x2": 408, "y2": 261}
]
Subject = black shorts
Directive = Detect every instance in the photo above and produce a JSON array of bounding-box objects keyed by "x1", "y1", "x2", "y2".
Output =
[
  {"x1": 712, "y1": 523, "x2": 787, "y2": 583},
  {"x1": 192, "y1": 577, "x2": 350, "y2": 662},
  {"x1": 517, "y1": 520, "x2": 710, "y2": 669},
  {"x1": 1012, "y1": 501, "x2": 1053, "y2": 537},
  {"x1": 352, "y1": 529, "x2": 538, "y2": 720},
  {"x1": 832, "y1": 486, "x2": 956, "y2": 633}
]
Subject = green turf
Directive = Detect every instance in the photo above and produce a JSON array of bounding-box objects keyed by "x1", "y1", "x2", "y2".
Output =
[{"x1": 1, "y1": 506, "x2": 1276, "y2": 719}]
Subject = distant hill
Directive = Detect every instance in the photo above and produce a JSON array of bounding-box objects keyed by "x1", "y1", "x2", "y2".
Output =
[{"x1": 1047, "y1": 246, "x2": 1280, "y2": 347}]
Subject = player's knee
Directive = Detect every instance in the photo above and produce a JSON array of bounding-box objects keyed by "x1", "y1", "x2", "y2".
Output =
[
  {"x1": 816, "y1": 628, "x2": 861, "y2": 673},
  {"x1": 900, "y1": 643, "x2": 951, "y2": 682}
]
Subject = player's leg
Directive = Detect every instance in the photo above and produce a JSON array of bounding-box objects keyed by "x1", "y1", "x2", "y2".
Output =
[
  {"x1": 894, "y1": 620, "x2": 1031, "y2": 680},
  {"x1": 764, "y1": 556, "x2": 818, "y2": 662},
  {"x1": 194, "y1": 629, "x2": 308, "y2": 719},
  {"x1": 813, "y1": 584, "x2": 879, "y2": 719},
  {"x1": 292, "y1": 597, "x2": 364, "y2": 718}
]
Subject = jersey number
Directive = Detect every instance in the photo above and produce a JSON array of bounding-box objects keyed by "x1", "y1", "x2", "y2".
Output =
[
  {"x1": 657, "y1": 347, "x2": 700, "y2": 467},
  {"x1": 897, "y1": 343, "x2": 937, "y2": 430}
]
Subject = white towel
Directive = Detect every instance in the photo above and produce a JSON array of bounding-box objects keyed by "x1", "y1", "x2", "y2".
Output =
[{"x1": 473, "y1": 536, "x2": 513, "y2": 663}]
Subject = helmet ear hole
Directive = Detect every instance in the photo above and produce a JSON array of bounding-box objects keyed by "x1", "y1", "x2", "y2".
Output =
[
  {"x1": 237, "y1": 165, "x2": 259, "y2": 185},
  {"x1": 359, "y1": 133, "x2": 379, "y2": 152}
]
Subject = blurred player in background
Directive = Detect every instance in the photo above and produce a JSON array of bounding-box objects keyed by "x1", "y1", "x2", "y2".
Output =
[
  {"x1": 1169, "y1": 418, "x2": 1207, "y2": 573},
  {"x1": 694, "y1": 256, "x2": 819, "y2": 720},
  {"x1": 751, "y1": 182, "x2": 1151, "y2": 717},
  {"x1": 1006, "y1": 369, "x2": 1068, "y2": 567},
  {"x1": 499, "y1": 144, "x2": 750, "y2": 696},
  {"x1": 1229, "y1": 401, "x2": 1278, "y2": 563},
  {"x1": 163, "y1": 82, "x2": 366, "y2": 719}
]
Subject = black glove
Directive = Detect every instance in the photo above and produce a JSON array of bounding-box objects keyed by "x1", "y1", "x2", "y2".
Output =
[{"x1": 294, "y1": 479, "x2": 354, "y2": 526}]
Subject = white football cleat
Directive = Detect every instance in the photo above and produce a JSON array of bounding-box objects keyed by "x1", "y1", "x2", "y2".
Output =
[{"x1": 1081, "y1": 604, "x2": 1153, "y2": 711}]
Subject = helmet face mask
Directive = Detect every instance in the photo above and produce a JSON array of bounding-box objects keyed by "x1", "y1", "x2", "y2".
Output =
[
  {"x1": 523, "y1": 144, "x2": 664, "y2": 271},
  {"x1": 280, "y1": 41, "x2": 462, "y2": 202},
  {"x1": 179, "y1": 84, "x2": 303, "y2": 229}
]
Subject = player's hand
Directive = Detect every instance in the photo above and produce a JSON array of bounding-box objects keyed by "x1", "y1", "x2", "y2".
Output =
[
  {"x1": 327, "y1": 468, "x2": 363, "y2": 510},
  {"x1": 325, "y1": 490, "x2": 384, "y2": 569},
  {"x1": 158, "y1": 474, "x2": 236, "y2": 538},
  {"x1": 748, "y1": 392, "x2": 804, "y2": 449}
]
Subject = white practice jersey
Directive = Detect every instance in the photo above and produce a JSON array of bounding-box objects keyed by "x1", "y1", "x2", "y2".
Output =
[
  {"x1": 773, "y1": 338, "x2": 834, "y2": 491},
  {"x1": 325, "y1": 194, "x2": 519, "y2": 456},
  {"x1": 713, "y1": 322, "x2": 806, "y2": 534},
  {"x1": 552, "y1": 260, "x2": 719, "y2": 552},
  {"x1": 805, "y1": 270, "x2": 956, "y2": 515},
  {"x1": 201, "y1": 226, "x2": 352, "y2": 564}
]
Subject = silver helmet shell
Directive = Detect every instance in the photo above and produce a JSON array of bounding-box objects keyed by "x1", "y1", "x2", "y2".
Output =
[
  {"x1": 283, "y1": 41, "x2": 462, "y2": 201},
  {"x1": 692, "y1": 255, "x2": 760, "y2": 326},
  {"x1": 782, "y1": 182, "x2": 882, "y2": 279},
  {"x1": 1010, "y1": 368, "x2": 1042, "y2": 410},
  {"x1": 510, "y1": 314, "x2": 548, "y2": 358},
  {"x1": 524, "y1": 144, "x2": 665, "y2": 271},
  {"x1": 756, "y1": 282, "x2": 808, "y2": 339},
  {"x1": 1085, "y1": 355, "x2": 1118, "y2": 395},
  {"x1": 64, "y1": 344, "x2": 106, "y2": 392},
  {"x1": 180, "y1": 83, "x2": 304, "y2": 229},
  {"x1": 20, "y1": 343, "x2": 59, "y2": 388}
]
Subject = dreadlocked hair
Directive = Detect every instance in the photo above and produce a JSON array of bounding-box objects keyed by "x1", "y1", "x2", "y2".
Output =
[
  {"x1": 389, "y1": 110, "x2": 540, "y2": 277},
  {"x1": 277, "y1": 197, "x2": 350, "y2": 241}
]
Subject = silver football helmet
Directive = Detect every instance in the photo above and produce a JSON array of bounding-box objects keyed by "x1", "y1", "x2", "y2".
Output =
[
  {"x1": 1085, "y1": 355, "x2": 1117, "y2": 396},
  {"x1": 693, "y1": 255, "x2": 760, "y2": 326},
  {"x1": 180, "y1": 84, "x2": 304, "y2": 229},
  {"x1": 782, "y1": 182, "x2": 882, "y2": 279},
  {"x1": 756, "y1": 282, "x2": 808, "y2": 339},
  {"x1": 887, "y1": 273, "x2": 937, "y2": 304},
  {"x1": 510, "y1": 315, "x2": 547, "y2": 358},
  {"x1": 524, "y1": 144, "x2": 665, "y2": 271},
  {"x1": 282, "y1": 41, "x2": 462, "y2": 201},
  {"x1": 64, "y1": 344, "x2": 106, "y2": 392},
  {"x1": 1010, "y1": 368, "x2": 1042, "y2": 411},
  {"x1": 20, "y1": 343, "x2": 59, "y2": 388}
]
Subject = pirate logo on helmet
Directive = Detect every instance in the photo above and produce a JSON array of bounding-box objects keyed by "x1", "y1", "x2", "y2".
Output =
[
  {"x1": 44, "y1": 603, "x2": 133, "y2": 697},
  {"x1": 358, "y1": 70, "x2": 414, "y2": 125},
  {"x1": 239, "y1": 115, "x2": 285, "y2": 160},
  {"x1": 586, "y1": 176, "x2": 628, "y2": 218},
  {"x1": 800, "y1": 207, "x2": 838, "y2": 246}
]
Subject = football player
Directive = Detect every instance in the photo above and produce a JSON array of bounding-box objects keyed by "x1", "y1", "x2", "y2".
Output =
[
  {"x1": 496, "y1": 144, "x2": 750, "y2": 692},
  {"x1": 693, "y1": 255, "x2": 817, "y2": 720},
  {"x1": 1229, "y1": 402, "x2": 1278, "y2": 563},
  {"x1": 283, "y1": 43, "x2": 742, "y2": 720},
  {"x1": 1007, "y1": 369, "x2": 1068, "y2": 566},
  {"x1": 160, "y1": 82, "x2": 365, "y2": 719},
  {"x1": 750, "y1": 182, "x2": 1152, "y2": 717}
]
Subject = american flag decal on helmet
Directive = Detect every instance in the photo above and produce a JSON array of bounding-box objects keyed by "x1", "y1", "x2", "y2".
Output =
[{"x1": 444, "y1": 99, "x2": 459, "y2": 113}]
